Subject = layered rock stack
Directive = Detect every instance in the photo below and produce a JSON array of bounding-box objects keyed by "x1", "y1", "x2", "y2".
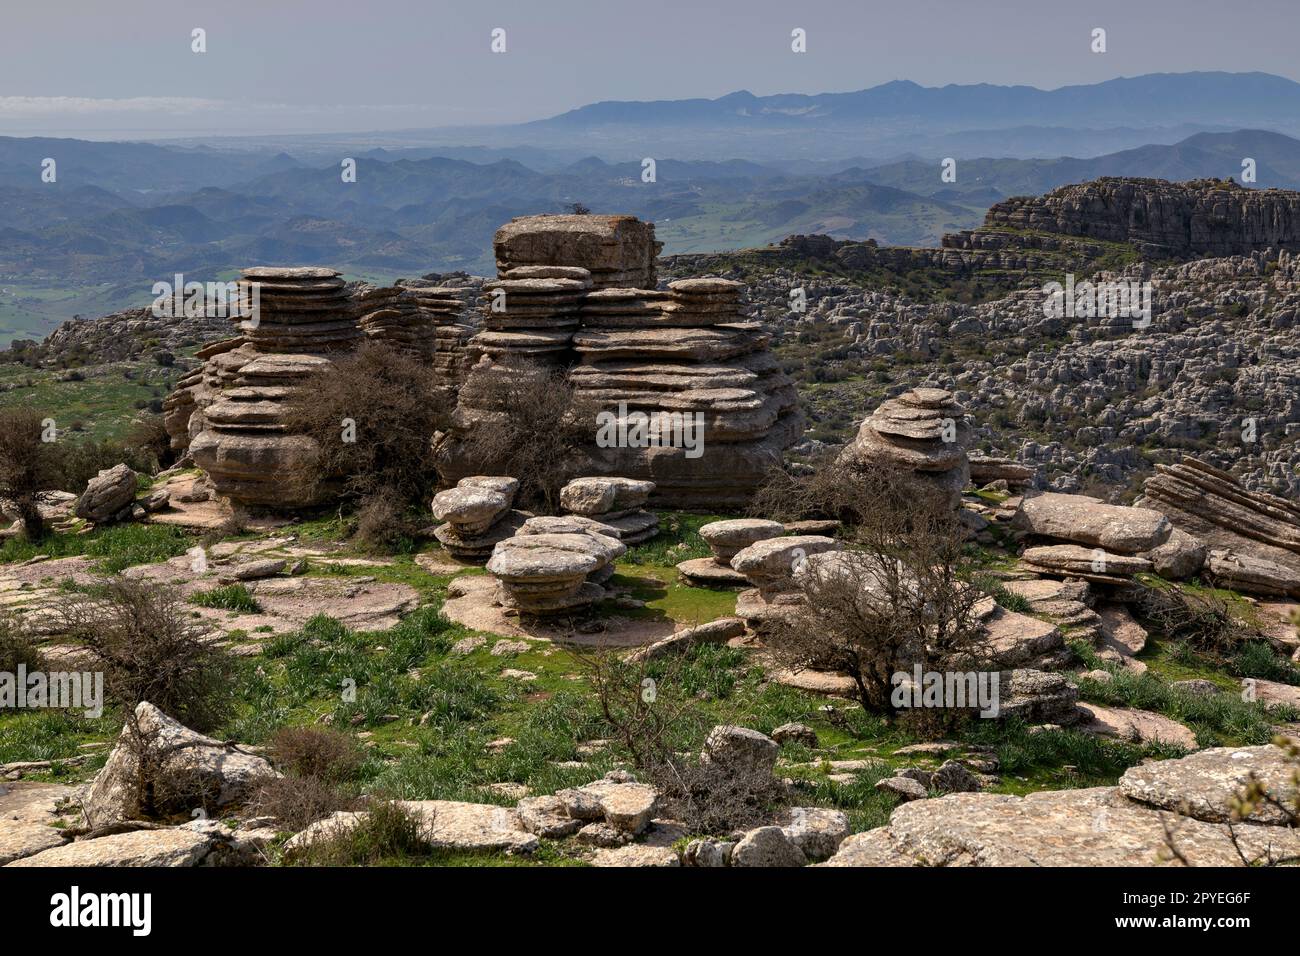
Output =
[
  {"x1": 437, "y1": 215, "x2": 803, "y2": 509},
  {"x1": 1139, "y1": 458, "x2": 1300, "y2": 597},
  {"x1": 487, "y1": 527, "x2": 625, "y2": 616},
  {"x1": 677, "y1": 519, "x2": 784, "y2": 586},
  {"x1": 494, "y1": 215, "x2": 660, "y2": 290},
  {"x1": 730, "y1": 534, "x2": 844, "y2": 630},
  {"x1": 234, "y1": 267, "x2": 359, "y2": 354},
  {"x1": 558, "y1": 477, "x2": 659, "y2": 544},
  {"x1": 837, "y1": 388, "x2": 971, "y2": 509},
  {"x1": 432, "y1": 476, "x2": 527, "y2": 561},
  {"x1": 571, "y1": 277, "x2": 801, "y2": 508}
]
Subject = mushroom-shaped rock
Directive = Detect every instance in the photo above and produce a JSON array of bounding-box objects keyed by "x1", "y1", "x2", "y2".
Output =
[
  {"x1": 698, "y1": 518, "x2": 786, "y2": 563},
  {"x1": 730, "y1": 535, "x2": 843, "y2": 592}
]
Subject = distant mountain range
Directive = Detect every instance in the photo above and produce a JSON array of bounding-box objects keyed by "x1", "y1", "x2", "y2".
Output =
[{"x1": 3, "y1": 70, "x2": 1300, "y2": 343}]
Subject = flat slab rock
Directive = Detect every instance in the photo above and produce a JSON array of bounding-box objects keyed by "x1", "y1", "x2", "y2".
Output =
[
  {"x1": 286, "y1": 801, "x2": 538, "y2": 855},
  {"x1": 0, "y1": 782, "x2": 75, "y2": 865},
  {"x1": 7, "y1": 828, "x2": 213, "y2": 867},
  {"x1": 590, "y1": 844, "x2": 680, "y2": 867},
  {"x1": 675, "y1": 556, "x2": 749, "y2": 586},
  {"x1": 821, "y1": 785, "x2": 1300, "y2": 866},
  {"x1": 1076, "y1": 702, "x2": 1198, "y2": 749},
  {"x1": 1013, "y1": 492, "x2": 1171, "y2": 554},
  {"x1": 1119, "y1": 745, "x2": 1298, "y2": 825}
]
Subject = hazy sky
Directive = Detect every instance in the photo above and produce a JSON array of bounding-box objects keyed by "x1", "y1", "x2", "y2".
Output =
[{"x1": 2, "y1": 0, "x2": 1298, "y2": 138}]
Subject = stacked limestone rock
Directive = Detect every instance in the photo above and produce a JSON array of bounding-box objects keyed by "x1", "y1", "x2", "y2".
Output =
[
  {"x1": 432, "y1": 476, "x2": 527, "y2": 562},
  {"x1": 1139, "y1": 458, "x2": 1300, "y2": 597},
  {"x1": 837, "y1": 388, "x2": 971, "y2": 509},
  {"x1": 730, "y1": 534, "x2": 844, "y2": 630},
  {"x1": 163, "y1": 337, "x2": 245, "y2": 453},
  {"x1": 234, "y1": 267, "x2": 359, "y2": 354},
  {"x1": 1012, "y1": 491, "x2": 1179, "y2": 585},
  {"x1": 558, "y1": 477, "x2": 659, "y2": 544},
  {"x1": 487, "y1": 527, "x2": 625, "y2": 616},
  {"x1": 677, "y1": 519, "x2": 784, "y2": 586},
  {"x1": 494, "y1": 215, "x2": 660, "y2": 290},
  {"x1": 572, "y1": 277, "x2": 801, "y2": 509},
  {"x1": 402, "y1": 280, "x2": 477, "y2": 407}
]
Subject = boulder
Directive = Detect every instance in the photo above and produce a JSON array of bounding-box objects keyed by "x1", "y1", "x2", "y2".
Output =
[
  {"x1": 730, "y1": 826, "x2": 807, "y2": 867},
  {"x1": 7, "y1": 828, "x2": 213, "y2": 867},
  {"x1": 1119, "y1": 745, "x2": 1298, "y2": 825},
  {"x1": 83, "y1": 702, "x2": 277, "y2": 829},
  {"x1": 75, "y1": 464, "x2": 138, "y2": 523},
  {"x1": 1013, "y1": 492, "x2": 1171, "y2": 554},
  {"x1": 701, "y1": 726, "x2": 779, "y2": 776}
]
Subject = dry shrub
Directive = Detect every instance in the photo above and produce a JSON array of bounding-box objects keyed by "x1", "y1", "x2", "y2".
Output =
[
  {"x1": 579, "y1": 647, "x2": 789, "y2": 834},
  {"x1": 124, "y1": 413, "x2": 174, "y2": 471},
  {"x1": 0, "y1": 407, "x2": 59, "y2": 539},
  {"x1": 55, "y1": 578, "x2": 235, "y2": 732},
  {"x1": 249, "y1": 775, "x2": 356, "y2": 832},
  {"x1": 454, "y1": 363, "x2": 598, "y2": 512},
  {"x1": 762, "y1": 461, "x2": 987, "y2": 721},
  {"x1": 1135, "y1": 582, "x2": 1254, "y2": 655},
  {"x1": 284, "y1": 341, "x2": 448, "y2": 508},
  {"x1": 351, "y1": 489, "x2": 422, "y2": 554},
  {"x1": 291, "y1": 800, "x2": 428, "y2": 866},
  {"x1": 0, "y1": 612, "x2": 43, "y2": 673},
  {"x1": 269, "y1": 726, "x2": 364, "y2": 783}
]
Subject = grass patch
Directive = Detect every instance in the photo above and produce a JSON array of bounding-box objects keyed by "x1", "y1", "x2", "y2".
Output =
[{"x1": 191, "y1": 584, "x2": 261, "y2": 613}]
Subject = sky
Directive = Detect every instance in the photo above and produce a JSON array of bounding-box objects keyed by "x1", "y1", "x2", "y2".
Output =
[{"x1": 1, "y1": 0, "x2": 1298, "y2": 138}]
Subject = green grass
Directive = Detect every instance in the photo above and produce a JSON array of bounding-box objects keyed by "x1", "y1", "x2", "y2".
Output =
[
  {"x1": 0, "y1": 523, "x2": 192, "y2": 572},
  {"x1": 192, "y1": 584, "x2": 261, "y2": 613}
]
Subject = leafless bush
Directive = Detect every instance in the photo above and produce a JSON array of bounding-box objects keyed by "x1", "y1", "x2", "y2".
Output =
[
  {"x1": 0, "y1": 612, "x2": 43, "y2": 673},
  {"x1": 0, "y1": 407, "x2": 59, "y2": 539},
  {"x1": 55, "y1": 578, "x2": 235, "y2": 732},
  {"x1": 1135, "y1": 582, "x2": 1255, "y2": 654},
  {"x1": 284, "y1": 341, "x2": 448, "y2": 508},
  {"x1": 249, "y1": 775, "x2": 356, "y2": 832},
  {"x1": 268, "y1": 726, "x2": 364, "y2": 783},
  {"x1": 578, "y1": 646, "x2": 789, "y2": 833},
  {"x1": 763, "y1": 462, "x2": 987, "y2": 722},
  {"x1": 455, "y1": 363, "x2": 598, "y2": 512}
]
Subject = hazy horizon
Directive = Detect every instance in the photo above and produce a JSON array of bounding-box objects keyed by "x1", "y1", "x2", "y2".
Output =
[{"x1": 3, "y1": 0, "x2": 1299, "y2": 139}]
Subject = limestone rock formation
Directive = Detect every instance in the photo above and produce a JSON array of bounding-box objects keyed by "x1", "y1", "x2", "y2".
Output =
[
  {"x1": 486, "y1": 528, "x2": 625, "y2": 615},
  {"x1": 558, "y1": 477, "x2": 659, "y2": 544},
  {"x1": 838, "y1": 388, "x2": 970, "y2": 508},
  {"x1": 678, "y1": 518, "x2": 784, "y2": 586},
  {"x1": 1013, "y1": 492, "x2": 1171, "y2": 554},
  {"x1": 432, "y1": 476, "x2": 527, "y2": 561},
  {"x1": 437, "y1": 215, "x2": 802, "y2": 509},
  {"x1": 494, "y1": 214, "x2": 660, "y2": 290},
  {"x1": 983, "y1": 178, "x2": 1300, "y2": 259},
  {"x1": 1140, "y1": 457, "x2": 1300, "y2": 596},
  {"x1": 74, "y1": 464, "x2": 138, "y2": 524}
]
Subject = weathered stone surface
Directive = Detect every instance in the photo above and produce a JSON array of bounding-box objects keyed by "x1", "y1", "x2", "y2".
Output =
[
  {"x1": 83, "y1": 702, "x2": 277, "y2": 829},
  {"x1": 515, "y1": 795, "x2": 583, "y2": 838},
  {"x1": 781, "y1": 807, "x2": 850, "y2": 861},
  {"x1": 1020, "y1": 544, "x2": 1151, "y2": 582},
  {"x1": 627, "y1": 617, "x2": 746, "y2": 663},
  {"x1": 730, "y1": 535, "x2": 842, "y2": 593},
  {"x1": 560, "y1": 477, "x2": 654, "y2": 516},
  {"x1": 487, "y1": 529, "x2": 623, "y2": 615},
  {"x1": 771, "y1": 723, "x2": 819, "y2": 747},
  {"x1": 701, "y1": 726, "x2": 779, "y2": 776},
  {"x1": 1140, "y1": 526, "x2": 1207, "y2": 580},
  {"x1": 730, "y1": 826, "x2": 807, "y2": 867},
  {"x1": 7, "y1": 828, "x2": 213, "y2": 867},
  {"x1": 75, "y1": 464, "x2": 138, "y2": 523},
  {"x1": 838, "y1": 388, "x2": 971, "y2": 509},
  {"x1": 590, "y1": 844, "x2": 680, "y2": 867},
  {"x1": 1119, "y1": 745, "x2": 1298, "y2": 825},
  {"x1": 1244, "y1": 677, "x2": 1300, "y2": 712},
  {"x1": 675, "y1": 556, "x2": 750, "y2": 586},
  {"x1": 0, "y1": 783, "x2": 73, "y2": 865},
  {"x1": 996, "y1": 669, "x2": 1082, "y2": 725},
  {"x1": 698, "y1": 518, "x2": 786, "y2": 562},
  {"x1": 1013, "y1": 492, "x2": 1171, "y2": 554},
  {"x1": 1076, "y1": 702, "x2": 1197, "y2": 748},
  {"x1": 1206, "y1": 548, "x2": 1300, "y2": 598},
  {"x1": 822, "y1": 784, "x2": 1300, "y2": 867},
  {"x1": 561, "y1": 780, "x2": 658, "y2": 834},
  {"x1": 875, "y1": 776, "x2": 930, "y2": 801}
]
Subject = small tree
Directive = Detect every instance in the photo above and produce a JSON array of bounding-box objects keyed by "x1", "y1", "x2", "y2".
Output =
[
  {"x1": 454, "y1": 363, "x2": 597, "y2": 512},
  {"x1": 0, "y1": 407, "x2": 58, "y2": 539},
  {"x1": 284, "y1": 341, "x2": 449, "y2": 542},
  {"x1": 760, "y1": 459, "x2": 988, "y2": 720}
]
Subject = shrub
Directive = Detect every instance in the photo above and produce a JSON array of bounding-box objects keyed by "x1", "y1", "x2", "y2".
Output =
[
  {"x1": 0, "y1": 612, "x2": 43, "y2": 674},
  {"x1": 54, "y1": 578, "x2": 236, "y2": 731},
  {"x1": 283, "y1": 341, "x2": 447, "y2": 509},
  {"x1": 452, "y1": 363, "x2": 599, "y2": 513},
  {"x1": 268, "y1": 726, "x2": 364, "y2": 783},
  {"x1": 290, "y1": 800, "x2": 428, "y2": 866},
  {"x1": 0, "y1": 407, "x2": 59, "y2": 539},
  {"x1": 248, "y1": 774, "x2": 354, "y2": 832}
]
